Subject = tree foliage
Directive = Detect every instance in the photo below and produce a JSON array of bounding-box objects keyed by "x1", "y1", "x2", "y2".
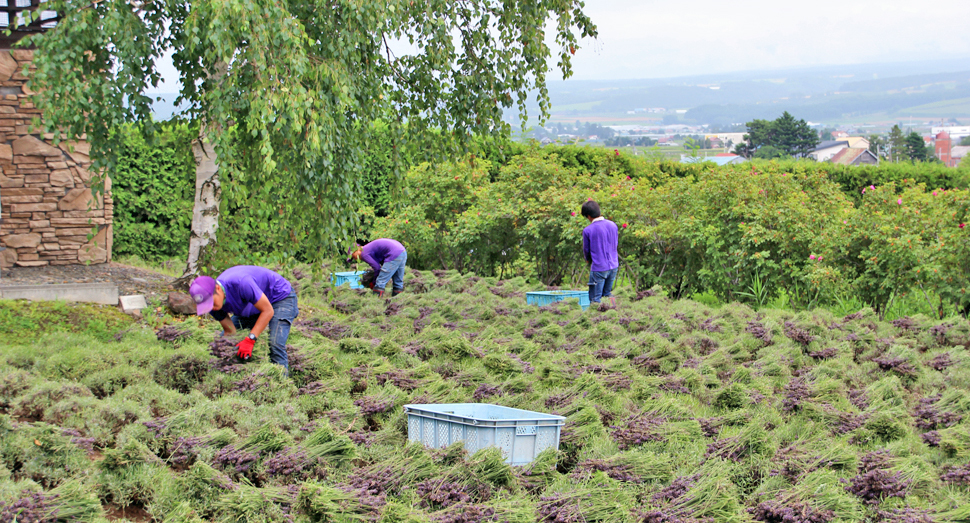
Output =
[
  {"x1": 111, "y1": 122, "x2": 197, "y2": 261},
  {"x1": 23, "y1": 0, "x2": 596, "y2": 260},
  {"x1": 735, "y1": 112, "x2": 818, "y2": 158}
]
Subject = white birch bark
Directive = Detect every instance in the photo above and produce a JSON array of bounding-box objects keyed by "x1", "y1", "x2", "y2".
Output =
[{"x1": 174, "y1": 138, "x2": 220, "y2": 289}]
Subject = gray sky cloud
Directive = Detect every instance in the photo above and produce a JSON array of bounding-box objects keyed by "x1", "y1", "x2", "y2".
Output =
[
  {"x1": 148, "y1": 0, "x2": 970, "y2": 93},
  {"x1": 564, "y1": 0, "x2": 970, "y2": 80}
]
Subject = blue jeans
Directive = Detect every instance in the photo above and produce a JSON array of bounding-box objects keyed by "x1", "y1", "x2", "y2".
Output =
[
  {"x1": 375, "y1": 251, "x2": 407, "y2": 291},
  {"x1": 232, "y1": 292, "x2": 298, "y2": 369},
  {"x1": 588, "y1": 268, "x2": 618, "y2": 303}
]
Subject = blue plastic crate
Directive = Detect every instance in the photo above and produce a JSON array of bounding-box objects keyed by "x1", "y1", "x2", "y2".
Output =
[
  {"x1": 404, "y1": 403, "x2": 565, "y2": 466},
  {"x1": 331, "y1": 271, "x2": 366, "y2": 289},
  {"x1": 526, "y1": 290, "x2": 590, "y2": 310}
]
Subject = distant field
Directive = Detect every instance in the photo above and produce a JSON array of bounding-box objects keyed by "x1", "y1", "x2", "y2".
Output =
[
  {"x1": 551, "y1": 100, "x2": 604, "y2": 112},
  {"x1": 890, "y1": 97, "x2": 970, "y2": 118},
  {"x1": 546, "y1": 114, "x2": 663, "y2": 125}
]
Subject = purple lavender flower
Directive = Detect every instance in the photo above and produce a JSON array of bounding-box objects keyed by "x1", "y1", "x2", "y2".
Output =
[
  {"x1": 652, "y1": 474, "x2": 698, "y2": 503},
  {"x1": 611, "y1": 414, "x2": 665, "y2": 450},
  {"x1": 473, "y1": 384, "x2": 502, "y2": 401},
  {"x1": 353, "y1": 396, "x2": 395, "y2": 417},
  {"x1": 507, "y1": 353, "x2": 535, "y2": 373},
  {"x1": 844, "y1": 450, "x2": 910, "y2": 504},
  {"x1": 748, "y1": 500, "x2": 834, "y2": 523},
  {"x1": 263, "y1": 446, "x2": 310, "y2": 478},
  {"x1": 0, "y1": 491, "x2": 57, "y2": 523},
  {"x1": 784, "y1": 321, "x2": 816, "y2": 345},
  {"x1": 571, "y1": 459, "x2": 641, "y2": 483},
  {"x1": 416, "y1": 478, "x2": 474, "y2": 509},
  {"x1": 214, "y1": 444, "x2": 260, "y2": 474},
  {"x1": 929, "y1": 353, "x2": 953, "y2": 371}
]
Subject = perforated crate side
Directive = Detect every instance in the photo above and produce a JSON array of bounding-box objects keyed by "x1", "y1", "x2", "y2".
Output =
[
  {"x1": 331, "y1": 271, "x2": 365, "y2": 289},
  {"x1": 404, "y1": 404, "x2": 564, "y2": 466}
]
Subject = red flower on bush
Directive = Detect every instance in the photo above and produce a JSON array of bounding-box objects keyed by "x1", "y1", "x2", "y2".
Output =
[
  {"x1": 614, "y1": 149, "x2": 619, "y2": 156},
  {"x1": 960, "y1": 223, "x2": 966, "y2": 229},
  {"x1": 622, "y1": 223, "x2": 628, "y2": 228}
]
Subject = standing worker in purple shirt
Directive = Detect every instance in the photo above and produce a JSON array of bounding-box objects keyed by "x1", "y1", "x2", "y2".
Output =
[
  {"x1": 189, "y1": 266, "x2": 299, "y2": 369},
  {"x1": 581, "y1": 200, "x2": 619, "y2": 307},
  {"x1": 347, "y1": 238, "x2": 408, "y2": 297}
]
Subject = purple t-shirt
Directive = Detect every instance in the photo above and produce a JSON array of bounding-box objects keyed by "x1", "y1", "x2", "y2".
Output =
[
  {"x1": 360, "y1": 239, "x2": 406, "y2": 273},
  {"x1": 582, "y1": 218, "x2": 619, "y2": 272},
  {"x1": 212, "y1": 266, "x2": 292, "y2": 318}
]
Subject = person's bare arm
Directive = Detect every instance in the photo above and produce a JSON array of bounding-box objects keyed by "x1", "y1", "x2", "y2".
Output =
[
  {"x1": 220, "y1": 317, "x2": 236, "y2": 335},
  {"x1": 250, "y1": 294, "x2": 274, "y2": 337}
]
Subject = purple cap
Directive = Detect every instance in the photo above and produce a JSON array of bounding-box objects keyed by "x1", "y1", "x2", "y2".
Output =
[{"x1": 189, "y1": 276, "x2": 216, "y2": 315}]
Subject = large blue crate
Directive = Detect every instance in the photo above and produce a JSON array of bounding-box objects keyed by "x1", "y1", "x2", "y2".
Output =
[
  {"x1": 404, "y1": 403, "x2": 565, "y2": 466},
  {"x1": 331, "y1": 271, "x2": 366, "y2": 289},
  {"x1": 526, "y1": 290, "x2": 590, "y2": 310}
]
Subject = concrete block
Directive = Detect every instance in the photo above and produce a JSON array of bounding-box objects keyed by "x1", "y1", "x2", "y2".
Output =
[
  {"x1": 0, "y1": 282, "x2": 119, "y2": 305},
  {"x1": 119, "y1": 294, "x2": 148, "y2": 311}
]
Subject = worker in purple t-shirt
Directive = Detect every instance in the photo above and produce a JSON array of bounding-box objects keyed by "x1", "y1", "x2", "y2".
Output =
[
  {"x1": 188, "y1": 266, "x2": 299, "y2": 369},
  {"x1": 581, "y1": 200, "x2": 619, "y2": 307},
  {"x1": 347, "y1": 238, "x2": 408, "y2": 297}
]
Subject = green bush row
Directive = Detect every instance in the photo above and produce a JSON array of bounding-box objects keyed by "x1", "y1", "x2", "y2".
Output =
[{"x1": 371, "y1": 148, "x2": 970, "y2": 315}]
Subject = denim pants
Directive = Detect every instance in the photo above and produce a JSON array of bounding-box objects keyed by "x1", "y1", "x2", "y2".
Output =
[
  {"x1": 374, "y1": 251, "x2": 407, "y2": 291},
  {"x1": 588, "y1": 267, "x2": 618, "y2": 303},
  {"x1": 232, "y1": 292, "x2": 298, "y2": 369}
]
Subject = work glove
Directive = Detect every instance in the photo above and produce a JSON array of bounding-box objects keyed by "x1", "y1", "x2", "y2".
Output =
[{"x1": 236, "y1": 337, "x2": 255, "y2": 360}]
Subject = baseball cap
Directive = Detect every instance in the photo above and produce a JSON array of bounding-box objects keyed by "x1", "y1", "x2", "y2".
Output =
[
  {"x1": 346, "y1": 244, "x2": 360, "y2": 263},
  {"x1": 189, "y1": 276, "x2": 217, "y2": 315}
]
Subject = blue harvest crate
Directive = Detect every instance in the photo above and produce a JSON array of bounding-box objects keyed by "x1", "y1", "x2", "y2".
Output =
[
  {"x1": 331, "y1": 271, "x2": 366, "y2": 289},
  {"x1": 404, "y1": 403, "x2": 565, "y2": 466},
  {"x1": 526, "y1": 290, "x2": 590, "y2": 310}
]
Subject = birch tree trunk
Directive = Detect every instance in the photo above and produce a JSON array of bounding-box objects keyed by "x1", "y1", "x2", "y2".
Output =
[{"x1": 173, "y1": 138, "x2": 220, "y2": 290}]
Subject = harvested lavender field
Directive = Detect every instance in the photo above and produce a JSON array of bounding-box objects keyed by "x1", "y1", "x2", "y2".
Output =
[{"x1": 2, "y1": 270, "x2": 970, "y2": 522}]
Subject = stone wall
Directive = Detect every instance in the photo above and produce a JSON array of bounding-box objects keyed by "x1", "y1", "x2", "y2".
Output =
[{"x1": 0, "y1": 49, "x2": 112, "y2": 268}]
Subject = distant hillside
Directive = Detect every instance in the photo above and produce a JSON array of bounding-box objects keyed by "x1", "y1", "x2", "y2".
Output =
[
  {"x1": 148, "y1": 58, "x2": 970, "y2": 127},
  {"x1": 532, "y1": 58, "x2": 970, "y2": 127}
]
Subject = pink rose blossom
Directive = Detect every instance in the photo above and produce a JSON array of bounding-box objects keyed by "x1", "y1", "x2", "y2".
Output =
[
  {"x1": 622, "y1": 223, "x2": 628, "y2": 228},
  {"x1": 809, "y1": 255, "x2": 816, "y2": 260},
  {"x1": 570, "y1": 212, "x2": 576, "y2": 216},
  {"x1": 897, "y1": 198, "x2": 902, "y2": 205},
  {"x1": 933, "y1": 191, "x2": 938, "y2": 196}
]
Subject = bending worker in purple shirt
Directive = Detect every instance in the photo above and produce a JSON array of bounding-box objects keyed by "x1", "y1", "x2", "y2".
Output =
[
  {"x1": 581, "y1": 200, "x2": 619, "y2": 307},
  {"x1": 347, "y1": 238, "x2": 408, "y2": 297},
  {"x1": 189, "y1": 266, "x2": 299, "y2": 369}
]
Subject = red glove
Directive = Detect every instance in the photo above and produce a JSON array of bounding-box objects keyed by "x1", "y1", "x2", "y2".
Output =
[{"x1": 236, "y1": 337, "x2": 255, "y2": 360}]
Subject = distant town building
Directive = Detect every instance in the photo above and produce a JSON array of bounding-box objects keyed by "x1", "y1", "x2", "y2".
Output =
[
  {"x1": 829, "y1": 148, "x2": 879, "y2": 166},
  {"x1": 931, "y1": 126, "x2": 970, "y2": 141},
  {"x1": 705, "y1": 132, "x2": 746, "y2": 148},
  {"x1": 810, "y1": 137, "x2": 871, "y2": 162},
  {"x1": 832, "y1": 131, "x2": 849, "y2": 139},
  {"x1": 936, "y1": 131, "x2": 954, "y2": 167},
  {"x1": 952, "y1": 146, "x2": 969, "y2": 167},
  {"x1": 811, "y1": 140, "x2": 851, "y2": 162},
  {"x1": 681, "y1": 154, "x2": 746, "y2": 166}
]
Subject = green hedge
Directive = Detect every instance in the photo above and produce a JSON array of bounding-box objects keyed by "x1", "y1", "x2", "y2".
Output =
[
  {"x1": 372, "y1": 149, "x2": 970, "y2": 315},
  {"x1": 110, "y1": 123, "x2": 196, "y2": 261}
]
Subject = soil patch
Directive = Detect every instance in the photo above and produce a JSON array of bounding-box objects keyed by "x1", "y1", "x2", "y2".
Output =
[{"x1": 1, "y1": 261, "x2": 174, "y2": 297}]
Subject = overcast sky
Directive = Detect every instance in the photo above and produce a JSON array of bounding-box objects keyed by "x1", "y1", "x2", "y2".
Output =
[
  {"x1": 565, "y1": 0, "x2": 970, "y2": 80},
  {"x1": 148, "y1": 0, "x2": 970, "y2": 93}
]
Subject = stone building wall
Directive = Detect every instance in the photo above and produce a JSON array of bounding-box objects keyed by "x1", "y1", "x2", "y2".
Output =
[{"x1": 0, "y1": 49, "x2": 112, "y2": 268}]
